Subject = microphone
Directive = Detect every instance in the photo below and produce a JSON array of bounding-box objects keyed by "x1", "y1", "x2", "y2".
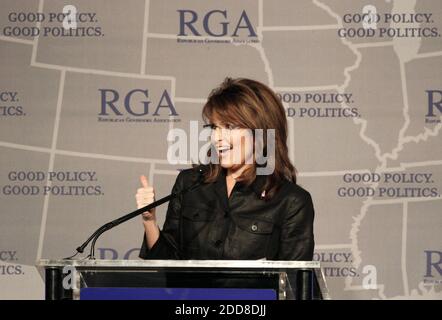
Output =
[{"x1": 67, "y1": 164, "x2": 208, "y2": 259}]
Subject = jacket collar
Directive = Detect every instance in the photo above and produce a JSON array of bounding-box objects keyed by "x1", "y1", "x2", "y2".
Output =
[{"x1": 214, "y1": 168, "x2": 268, "y2": 199}]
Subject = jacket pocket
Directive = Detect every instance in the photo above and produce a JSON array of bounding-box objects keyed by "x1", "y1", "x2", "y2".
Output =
[
  {"x1": 180, "y1": 205, "x2": 216, "y2": 245},
  {"x1": 229, "y1": 216, "x2": 275, "y2": 259},
  {"x1": 182, "y1": 198, "x2": 216, "y2": 212},
  {"x1": 181, "y1": 207, "x2": 216, "y2": 221},
  {"x1": 234, "y1": 216, "x2": 274, "y2": 234}
]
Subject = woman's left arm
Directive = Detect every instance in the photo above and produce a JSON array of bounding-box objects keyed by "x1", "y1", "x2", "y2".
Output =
[{"x1": 276, "y1": 191, "x2": 315, "y2": 260}]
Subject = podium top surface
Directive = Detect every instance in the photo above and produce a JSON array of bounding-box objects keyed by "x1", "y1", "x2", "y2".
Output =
[
  {"x1": 36, "y1": 259, "x2": 320, "y2": 269},
  {"x1": 37, "y1": 259, "x2": 330, "y2": 299}
]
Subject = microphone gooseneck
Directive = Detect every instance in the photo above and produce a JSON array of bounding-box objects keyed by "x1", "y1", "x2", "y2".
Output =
[{"x1": 67, "y1": 165, "x2": 208, "y2": 260}]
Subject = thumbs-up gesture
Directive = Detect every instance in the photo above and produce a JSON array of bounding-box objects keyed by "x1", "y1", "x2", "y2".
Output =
[{"x1": 136, "y1": 175, "x2": 156, "y2": 222}]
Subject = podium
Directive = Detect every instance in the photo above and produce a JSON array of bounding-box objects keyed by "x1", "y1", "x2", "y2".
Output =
[{"x1": 37, "y1": 259, "x2": 330, "y2": 300}]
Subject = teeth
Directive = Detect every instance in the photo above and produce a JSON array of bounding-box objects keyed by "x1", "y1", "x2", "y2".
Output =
[{"x1": 218, "y1": 146, "x2": 231, "y2": 152}]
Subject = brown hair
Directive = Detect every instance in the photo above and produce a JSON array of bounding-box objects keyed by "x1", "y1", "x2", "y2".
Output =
[{"x1": 201, "y1": 77, "x2": 297, "y2": 199}]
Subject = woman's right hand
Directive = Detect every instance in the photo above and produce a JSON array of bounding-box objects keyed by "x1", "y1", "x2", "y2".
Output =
[{"x1": 136, "y1": 175, "x2": 156, "y2": 223}]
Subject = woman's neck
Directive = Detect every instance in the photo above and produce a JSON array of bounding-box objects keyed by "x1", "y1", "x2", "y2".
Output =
[
  {"x1": 226, "y1": 165, "x2": 254, "y2": 198},
  {"x1": 226, "y1": 164, "x2": 253, "y2": 180},
  {"x1": 225, "y1": 174, "x2": 236, "y2": 198}
]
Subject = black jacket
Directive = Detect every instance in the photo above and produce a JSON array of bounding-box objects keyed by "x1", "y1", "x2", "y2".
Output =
[{"x1": 139, "y1": 167, "x2": 315, "y2": 261}]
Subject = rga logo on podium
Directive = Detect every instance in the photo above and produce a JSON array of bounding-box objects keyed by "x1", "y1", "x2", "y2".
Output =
[
  {"x1": 97, "y1": 88, "x2": 179, "y2": 123},
  {"x1": 425, "y1": 90, "x2": 442, "y2": 124},
  {"x1": 177, "y1": 9, "x2": 259, "y2": 44},
  {"x1": 96, "y1": 248, "x2": 141, "y2": 260}
]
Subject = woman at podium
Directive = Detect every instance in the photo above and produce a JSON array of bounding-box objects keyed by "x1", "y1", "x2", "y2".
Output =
[{"x1": 137, "y1": 77, "x2": 315, "y2": 261}]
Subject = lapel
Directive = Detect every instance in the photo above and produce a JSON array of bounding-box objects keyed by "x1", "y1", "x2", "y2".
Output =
[
  {"x1": 250, "y1": 173, "x2": 267, "y2": 198},
  {"x1": 234, "y1": 172, "x2": 267, "y2": 199},
  {"x1": 212, "y1": 168, "x2": 268, "y2": 212}
]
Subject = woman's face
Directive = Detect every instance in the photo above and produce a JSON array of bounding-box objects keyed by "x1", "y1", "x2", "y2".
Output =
[{"x1": 208, "y1": 119, "x2": 255, "y2": 172}]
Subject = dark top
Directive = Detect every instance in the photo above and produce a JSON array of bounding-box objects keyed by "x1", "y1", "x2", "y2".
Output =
[{"x1": 139, "y1": 167, "x2": 315, "y2": 261}]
